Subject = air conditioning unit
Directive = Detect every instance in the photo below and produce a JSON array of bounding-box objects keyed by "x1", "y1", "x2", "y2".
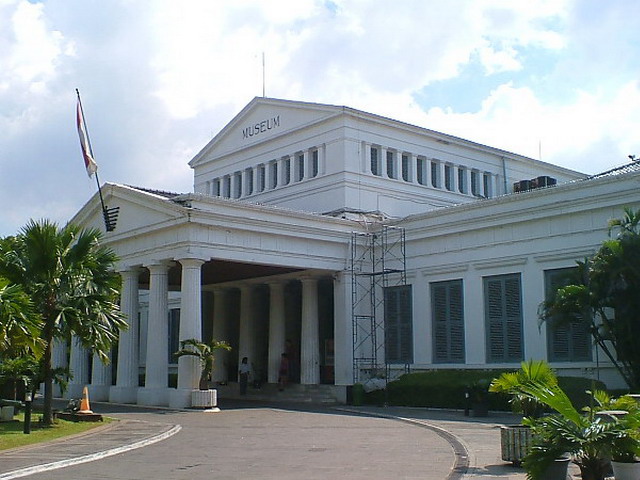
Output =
[
  {"x1": 513, "y1": 180, "x2": 532, "y2": 193},
  {"x1": 532, "y1": 176, "x2": 557, "y2": 188}
]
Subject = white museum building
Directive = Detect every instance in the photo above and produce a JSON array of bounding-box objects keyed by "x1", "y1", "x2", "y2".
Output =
[{"x1": 64, "y1": 97, "x2": 640, "y2": 408}]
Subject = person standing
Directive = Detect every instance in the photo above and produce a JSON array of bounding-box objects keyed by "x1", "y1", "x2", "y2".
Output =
[
  {"x1": 238, "y1": 357, "x2": 251, "y2": 395},
  {"x1": 278, "y1": 353, "x2": 289, "y2": 391}
]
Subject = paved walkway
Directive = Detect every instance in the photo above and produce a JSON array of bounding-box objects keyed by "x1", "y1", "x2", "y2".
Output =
[{"x1": 0, "y1": 401, "x2": 572, "y2": 480}]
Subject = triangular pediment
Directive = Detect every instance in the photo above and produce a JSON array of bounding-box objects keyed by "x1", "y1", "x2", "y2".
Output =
[
  {"x1": 69, "y1": 184, "x2": 186, "y2": 236},
  {"x1": 189, "y1": 97, "x2": 343, "y2": 167}
]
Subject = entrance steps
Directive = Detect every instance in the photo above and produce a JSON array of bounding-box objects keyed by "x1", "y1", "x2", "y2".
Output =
[{"x1": 214, "y1": 382, "x2": 346, "y2": 404}]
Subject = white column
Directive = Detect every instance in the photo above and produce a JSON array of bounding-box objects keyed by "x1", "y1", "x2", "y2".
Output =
[
  {"x1": 319, "y1": 144, "x2": 326, "y2": 176},
  {"x1": 394, "y1": 151, "x2": 401, "y2": 180},
  {"x1": 267, "y1": 281, "x2": 286, "y2": 384},
  {"x1": 110, "y1": 268, "x2": 139, "y2": 403},
  {"x1": 364, "y1": 143, "x2": 372, "y2": 175},
  {"x1": 90, "y1": 351, "x2": 112, "y2": 401},
  {"x1": 408, "y1": 154, "x2": 417, "y2": 184},
  {"x1": 438, "y1": 161, "x2": 446, "y2": 189},
  {"x1": 300, "y1": 277, "x2": 320, "y2": 385},
  {"x1": 451, "y1": 164, "x2": 459, "y2": 193},
  {"x1": 211, "y1": 287, "x2": 230, "y2": 383},
  {"x1": 138, "y1": 261, "x2": 170, "y2": 406},
  {"x1": 466, "y1": 168, "x2": 474, "y2": 196},
  {"x1": 66, "y1": 335, "x2": 89, "y2": 399},
  {"x1": 247, "y1": 167, "x2": 256, "y2": 196},
  {"x1": 333, "y1": 272, "x2": 353, "y2": 386},
  {"x1": 238, "y1": 284, "x2": 255, "y2": 367},
  {"x1": 51, "y1": 339, "x2": 67, "y2": 397},
  {"x1": 380, "y1": 147, "x2": 389, "y2": 178},
  {"x1": 170, "y1": 258, "x2": 205, "y2": 408}
]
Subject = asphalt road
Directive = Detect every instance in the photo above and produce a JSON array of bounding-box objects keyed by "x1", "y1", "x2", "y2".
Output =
[{"x1": 21, "y1": 402, "x2": 455, "y2": 480}]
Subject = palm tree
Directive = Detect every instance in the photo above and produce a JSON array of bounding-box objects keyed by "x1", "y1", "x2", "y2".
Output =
[
  {"x1": 174, "y1": 338, "x2": 231, "y2": 390},
  {"x1": 520, "y1": 382, "x2": 640, "y2": 480},
  {"x1": 0, "y1": 220, "x2": 126, "y2": 424},
  {"x1": 489, "y1": 359, "x2": 558, "y2": 417},
  {"x1": 0, "y1": 275, "x2": 42, "y2": 355}
]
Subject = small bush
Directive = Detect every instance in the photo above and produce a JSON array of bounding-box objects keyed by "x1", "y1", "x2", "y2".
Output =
[
  {"x1": 364, "y1": 369, "x2": 510, "y2": 411},
  {"x1": 363, "y1": 369, "x2": 609, "y2": 412}
]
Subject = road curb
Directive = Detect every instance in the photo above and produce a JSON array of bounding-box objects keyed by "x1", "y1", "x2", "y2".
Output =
[{"x1": 0, "y1": 423, "x2": 181, "y2": 480}]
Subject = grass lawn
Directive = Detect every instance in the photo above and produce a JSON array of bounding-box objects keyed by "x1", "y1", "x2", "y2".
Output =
[{"x1": 0, "y1": 412, "x2": 112, "y2": 451}]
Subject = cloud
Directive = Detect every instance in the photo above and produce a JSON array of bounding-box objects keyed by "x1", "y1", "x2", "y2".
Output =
[{"x1": 0, "y1": 0, "x2": 639, "y2": 237}]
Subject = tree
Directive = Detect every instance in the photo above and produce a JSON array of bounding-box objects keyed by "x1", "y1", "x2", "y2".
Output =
[
  {"x1": 0, "y1": 220, "x2": 126, "y2": 424},
  {"x1": 540, "y1": 207, "x2": 640, "y2": 389},
  {"x1": 174, "y1": 338, "x2": 231, "y2": 390},
  {"x1": 0, "y1": 275, "x2": 42, "y2": 355}
]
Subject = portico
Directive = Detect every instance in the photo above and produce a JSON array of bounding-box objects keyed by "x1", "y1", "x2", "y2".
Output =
[{"x1": 66, "y1": 183, "x2": 354, "y2": 407}]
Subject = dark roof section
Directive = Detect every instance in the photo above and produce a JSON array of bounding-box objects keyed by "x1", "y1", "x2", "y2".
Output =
[
  {"x1": 125, "y1": 185, "x2": 183, "y2": 199},
  {"x1": 585, "y1": 161, "x2": 640, "y2": 180}
]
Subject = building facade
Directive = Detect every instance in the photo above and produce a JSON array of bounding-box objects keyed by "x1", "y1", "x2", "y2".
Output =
[{"x1": 66, "y1": 98, "x2": 640, "y2": 407}]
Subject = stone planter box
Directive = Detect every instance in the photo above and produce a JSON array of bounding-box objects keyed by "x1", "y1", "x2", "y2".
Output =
[
  {"x1": 500, "y1": 425, "x2": 533, "y2": 465},
  {"x1": 612, "y1": 460, "x2": 640, "y2": 480},
  {"x1": 191, "y1": 389, "x2": 218, "y2": 409},
  {"x1": 0, "y1": 406, "x2": 15, "y2": 422}
]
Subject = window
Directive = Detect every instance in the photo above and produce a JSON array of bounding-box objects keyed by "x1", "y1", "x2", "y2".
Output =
[
  {"x1": 483, "y1": 173, "x2": 491, "y2": 198},
  {"x1": 257, "y1": 164, "x2": 266, "y2": 192},
  {"x1": 401, "y1": 154, "x2": 409, "y2": 182},
  {"x1": 457, "y1": 168, "x2": 466, "y2": 193},
  {"x1": 432, "y1": 280, "x2": 465, "y2": 363},
  {"x1": 471, "y1": 170, "x2": 479, "y2": 196},
  {"x1": 384, "y1": 285, "x2": 413, "y2": 363},
  {"x1": 311, "y1": 149, "x2": 319, "y2": 177},
  {"x1": 370, "y1": 147, "x2": 380, "y2": 176},
  {"x1": 545, "y1": 268, "x2": 592, "y2": 362},
  {"x1": 213, "y1": 178, "x2": 220, "y2": 197},
  {"x1": 485, "y1": 273, "x2": 523, "y2": 363},
  {"x1": 431, "y1": 161, "x2": 439, "y2": 188},
  {"x1": 168, "y1": 308, "x2": 180, "y2": 364},
  {"x1": 444, "y1": 164, "x2": 453, "y2": 191},
  {"x1": 282, "y1": 157, "x2": 291, "y2": 186},
  {"x1": 234, "y1": 172, "x2": 242, "y2": 198},
  {"x1": 296, "y1": 153, "x2": 304, "y2": 181},
  {"x1": 223, "y1": 176, "x2": 231, "y2": 198},
  {"x1": 417, "y1": 157, "x2": 426, "y2": 185},
  {"x1": 269, "y1": 161, "x2": 278, "y2": 189},
  {"x1": 386, "y1": 150, "x2": 395, "y2": 178},
  {"x1": 245, "y1": 168, "x2": 253, "y2": 195}
]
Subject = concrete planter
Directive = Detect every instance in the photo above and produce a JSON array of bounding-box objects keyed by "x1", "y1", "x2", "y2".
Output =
[
  {"x1": 0, "y1": 406, "x2": 15, "y2": 422},
  {"x1": 500, "y1": 425, "x2": 533, "y2": 465},
  {"x1": 612, "y1": 460, "x2": 640, "y2": 480},
  {"x1": 191, "y1": 389, "x2": 218, "y2": 409},
  {"x1": 541, "y1": 456, "x2": 571, "y2": 480}
]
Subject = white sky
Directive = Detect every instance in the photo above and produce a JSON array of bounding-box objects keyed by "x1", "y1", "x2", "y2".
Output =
[{"x1": 1, "y1": 0, "x2": 639, "y2": 237}]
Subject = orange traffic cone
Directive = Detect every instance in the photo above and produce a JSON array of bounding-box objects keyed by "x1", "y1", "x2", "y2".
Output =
[{"x1": 78, "y1": 386, "x2": 93, "y2": 414}]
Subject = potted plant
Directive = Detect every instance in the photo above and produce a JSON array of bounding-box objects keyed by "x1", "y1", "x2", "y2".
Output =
[
  {"x1": 589, "y1": 391, "x2": 640, "y2": 480},
  {"x1": 174, "y1": 338, "x2": 231, "y2": 408},
  {"x1": 469, "y1": 379, "x2": 490, "y2": 417},
  {"x1": 520, "y1": 381, "x2": 640, "y2": 480},
  {"x1": 489, "y1": 360, "x2": 558, "y2": 465}
]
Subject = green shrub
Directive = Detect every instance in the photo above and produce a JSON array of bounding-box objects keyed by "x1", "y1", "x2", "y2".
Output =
[
  {"x1": 363, "y1": 369, "x2": 608, "y2": 412},
  {"x1": 364, "y1": 369, "x2": 510, "y2": 410},
  {"x1": 556, "y1": 376, "x2": 607, "y2": 409}
]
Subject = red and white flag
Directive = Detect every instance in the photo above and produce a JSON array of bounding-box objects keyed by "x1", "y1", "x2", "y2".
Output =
[{"x1": 76, "y1": 99, "x2": 98, "y2": 177}]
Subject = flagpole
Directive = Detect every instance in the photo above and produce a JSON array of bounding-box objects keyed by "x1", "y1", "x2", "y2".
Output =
[{"x1": 75, "y1": 89, "x2": 113, "y2": 230}]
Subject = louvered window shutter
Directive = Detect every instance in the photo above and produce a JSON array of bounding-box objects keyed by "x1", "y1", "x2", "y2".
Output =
[
  {"x1": 485, "y1": 274, "x2": 523, "y2": 363},
  {"x1": 432, "y1": 280, "x2": 465, "y2": 363},
  {"x1": 545, "y1": 268, "x2": 592, "y2": 362},
  {"x1": 384, "y1": 285, "x2": 413, "y2": 364}
]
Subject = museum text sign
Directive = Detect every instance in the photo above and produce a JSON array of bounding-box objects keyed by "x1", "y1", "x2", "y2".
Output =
[{"x1": 242, "y1": 115, "x2": 281, "y2": 140}]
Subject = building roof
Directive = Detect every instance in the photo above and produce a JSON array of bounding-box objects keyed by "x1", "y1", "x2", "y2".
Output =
[{"x1": 584, "y1": 161, "x2": 640, "y2": 180}]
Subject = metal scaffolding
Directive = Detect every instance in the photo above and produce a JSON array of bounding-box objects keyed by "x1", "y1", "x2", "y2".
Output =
[{"x1": 350, "y1": 225, "x2": 406, "y2": 383}]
